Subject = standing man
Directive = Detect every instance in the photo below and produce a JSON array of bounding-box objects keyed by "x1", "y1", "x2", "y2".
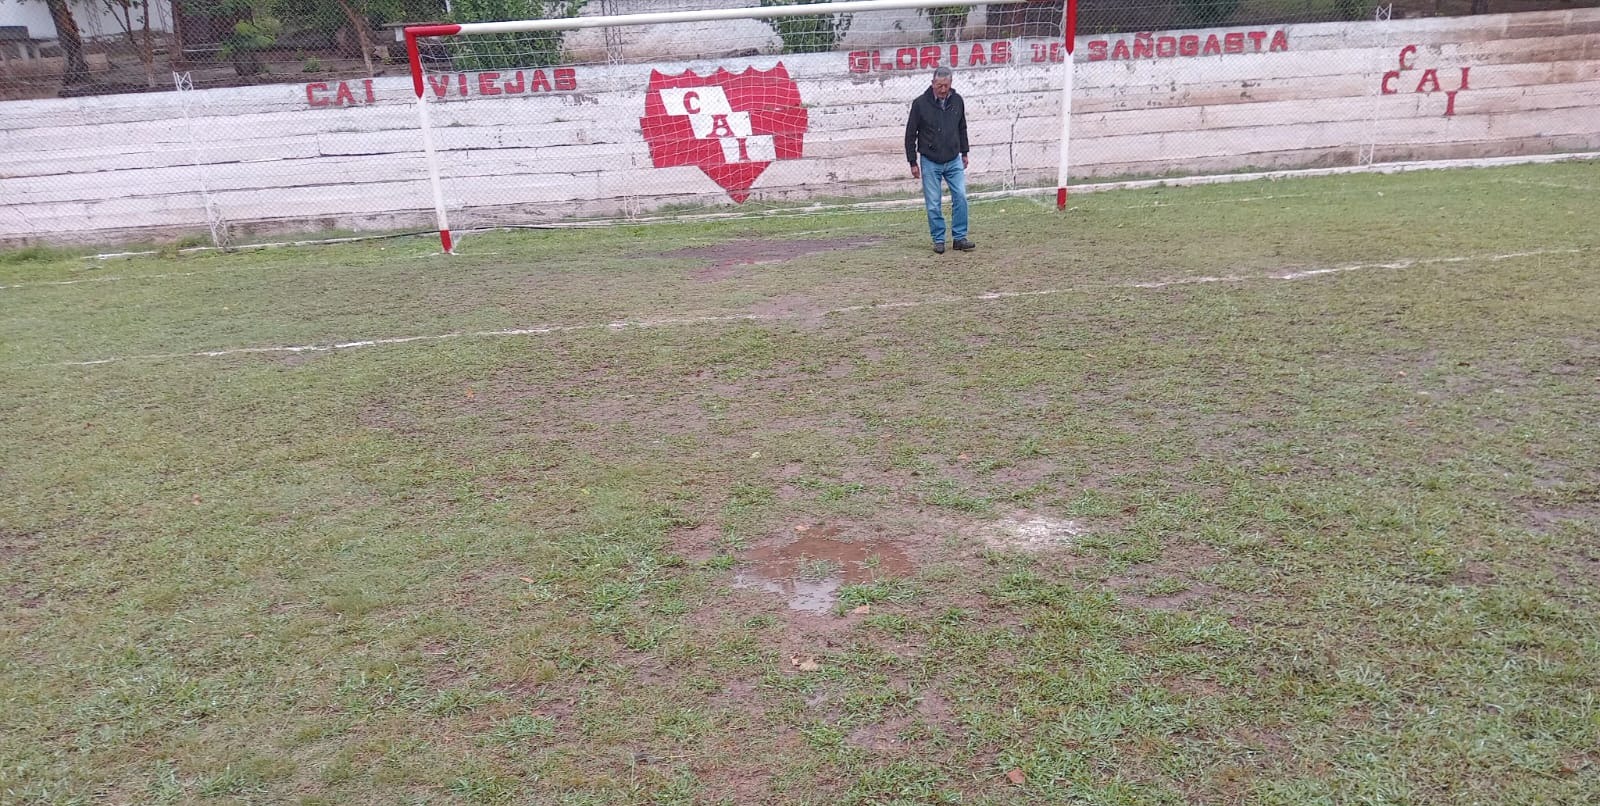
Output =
[{"x1": 906, "y1": 66, "x2": 974, "y2": 254}]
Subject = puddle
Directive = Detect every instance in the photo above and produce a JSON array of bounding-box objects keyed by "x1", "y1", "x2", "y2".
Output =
[
  {"x1": 983, "y1": 515, "x2": 1085, "y2": 551},
  {"x1": 734, "y1": 527, "x2": 912, "y2": 613}
]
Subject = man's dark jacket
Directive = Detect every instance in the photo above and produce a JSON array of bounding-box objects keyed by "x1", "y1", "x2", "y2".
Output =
[{"x1": 905, "y1": 87, "x2": 969, "y2": 166}]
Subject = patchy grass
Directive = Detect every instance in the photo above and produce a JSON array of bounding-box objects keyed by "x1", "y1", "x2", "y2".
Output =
[{"x1": 2, "y1": 163, "x2": 1599, "y2": 804}]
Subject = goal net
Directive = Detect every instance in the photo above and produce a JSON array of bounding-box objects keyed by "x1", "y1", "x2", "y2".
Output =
[
  {"x1": 403, "y1": 0, "x2": 1469, "y2": 252},
  {"x1": 405, "y1": 0, "x2": 1076, "y2": 250}
]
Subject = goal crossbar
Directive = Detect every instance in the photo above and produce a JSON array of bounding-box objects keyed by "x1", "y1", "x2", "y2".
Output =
[{"x1": 405, "y1": 0, "x2": 1011, "y2": 40}]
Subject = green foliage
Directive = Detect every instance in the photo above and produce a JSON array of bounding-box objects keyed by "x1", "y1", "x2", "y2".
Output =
[
  {"x1": 448, "y1": 0, "x2": 585, "y2": 70},
  {"x1": 1335, "y1": 0, "x2": 1368, "y2": 20},
  {"x1": 184, "y1": 0, "x2": 281, "y2": 75},
  {"x1": 268, "y1": 0, "x2": 448, "y2": 38},
  {"x1": 1182, "y1": 0, "x2": 1240, "y2": 26},
  {"x1": 759, "y1": 0, "x2": 853, "y2": 55},
  {"x1": 225, "y1": 16, "x2": 281, "y2": 55},
  {"x1": 919, "y1": 5, "x2": 971, "y2": 42}
]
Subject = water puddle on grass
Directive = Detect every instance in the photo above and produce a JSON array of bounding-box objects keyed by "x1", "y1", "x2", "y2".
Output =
[
  {"x1": 734, "y1": 526, "x2": 912, "y2": 613},
  {"x1": 983, "y1": 515, "x2": 1086, "y2": 551}
]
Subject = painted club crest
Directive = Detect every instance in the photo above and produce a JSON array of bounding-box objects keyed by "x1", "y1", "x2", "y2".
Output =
[{"x1": 640, "y1": 64, "x2": 809, "y2": 203}]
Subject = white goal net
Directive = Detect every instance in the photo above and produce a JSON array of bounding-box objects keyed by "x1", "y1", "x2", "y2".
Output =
[{"x1": 405, "y1": 1, "x2": 1074, "y2": 250}]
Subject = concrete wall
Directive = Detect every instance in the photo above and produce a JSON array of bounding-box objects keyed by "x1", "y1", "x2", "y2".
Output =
[{"x1": 1, "y1": 9, "x2": 1596, "y2": 246}]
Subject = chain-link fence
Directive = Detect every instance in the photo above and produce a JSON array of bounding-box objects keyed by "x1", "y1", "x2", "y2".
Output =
[{"x1": 2, "y1": 0, "x2": 1597, "y2": 247}]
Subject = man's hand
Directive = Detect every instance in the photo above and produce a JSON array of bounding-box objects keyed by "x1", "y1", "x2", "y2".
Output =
[
  {"x1": 961, "y1": 154, "x2": 969, "y2": 169},
  {"x1": 910, "y1": 163, "x2": 920, "y2": 179}
]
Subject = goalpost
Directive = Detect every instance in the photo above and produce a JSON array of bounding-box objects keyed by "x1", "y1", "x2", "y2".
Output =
[{"x1": 404, "y1": 0, "x2": 1079, "y2": 253}]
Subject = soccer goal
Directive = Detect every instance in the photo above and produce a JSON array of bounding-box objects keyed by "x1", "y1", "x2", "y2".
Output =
[{"x1": 404, "y1": 0, "x2": 1079, "y2": 252}]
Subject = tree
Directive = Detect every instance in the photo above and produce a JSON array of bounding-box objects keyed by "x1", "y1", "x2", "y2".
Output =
[
  {"x1": 334, "y1": 0, "x2": 377, "y2": 76},
  {"x1": 269, "y1": 0, "x2": 447, "y2": 77},
  {"x1": 99, "y1": 0, "x2": 159, "y2": 87},
  {"x1": 920, "y1": 6, "x2": 971, "y2": 43},
  {"x1": 41, "y1": 0, "x2": 92, "y2": 86},
  {"x1": 760, "y1": 0, "x2": 852, "y2": 55},
  {"x1": 449, "y1": 0, "x2": 587, "y2": 71},
  {"x1": 181, "y1": 0, "x2": 281, "y2": 77}
]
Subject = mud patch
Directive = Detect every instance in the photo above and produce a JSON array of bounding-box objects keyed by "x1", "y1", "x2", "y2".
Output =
[
  {"x1": 1529, "y1": 505, "x2": 1600, "y2": 533},
  {"x1": 734, "y1": 525, "x2": 913, "y2": 613},
  {"x1": 660, "y1": 236, "x2": 889, "y2": 281}
]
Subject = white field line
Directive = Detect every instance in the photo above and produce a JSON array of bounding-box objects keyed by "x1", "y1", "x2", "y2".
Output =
[
  {"x1": 54, "y1": 247, "x2": 1588, "y2": 368},
  {"x1": 0, "y1": 271, "x2": 203, "y2": 290},
  {"x1": 1492, "y1": 178, "x2": 1600, "y2": 192}
]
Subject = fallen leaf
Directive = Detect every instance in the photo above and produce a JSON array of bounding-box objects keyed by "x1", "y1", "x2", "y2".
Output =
[
  {"x1": 191, "y1": 494, "x2": 202, "y2": 505},
  {"x1": 798, "y1": 658, "x2": 820, "y2": 672},
  {"x1": 957, "y1": 453, "x2": 970, "y2": 462},
  {"x1": 795, "y1": 524, "x2": 810, "y2": 532},
  {"x1": 750, "y1": 451, "x2": 761, "y2": 459},
  {"x1": 465, "y1": 387, "x2": 476, "y2": 400},
  {"x1": 519, "y1": 576, "x2": 535, "y2": 584},
  {"x1": 851, "y1": 605, "x2": 871, "y2": 615},
  {"x1": 1006, "y1": 768, "x2": 1026, "y2": 785}
]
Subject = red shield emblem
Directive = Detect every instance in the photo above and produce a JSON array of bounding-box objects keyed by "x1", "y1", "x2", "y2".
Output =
[{"x1": 640, "y1": 64, "x2": 809, "y2": 203}]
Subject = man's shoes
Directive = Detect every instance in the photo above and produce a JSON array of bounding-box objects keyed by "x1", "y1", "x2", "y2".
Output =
[
  {"x1": 953, "y1": 238, "x2": 976, "y2": 251},
  {"x1": 932, "y1": 242, "x2": 945, "y2": 254}
]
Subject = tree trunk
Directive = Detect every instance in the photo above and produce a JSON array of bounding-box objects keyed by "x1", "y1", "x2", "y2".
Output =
[
  {"x1": 336, "y1": 0, "x2": 376, "y2": 76},
  {"x1": 141, "y1": 4, "x2": 156, "y2": 87},
  {"x1": 44, "y1": 0, "x2": 92, "y2": 86}
]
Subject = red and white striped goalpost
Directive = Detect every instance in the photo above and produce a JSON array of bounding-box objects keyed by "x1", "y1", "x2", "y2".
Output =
[
  {"x1": 1058, "y1": 0, "x2": 1078, "y2": 210},
  {"x1": 405, "y1": 0, "x2": 1080, "y2": 253}
]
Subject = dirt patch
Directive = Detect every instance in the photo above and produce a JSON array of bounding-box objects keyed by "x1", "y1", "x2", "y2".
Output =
[
  {"x1": 990, "y1": 459, "x2": 1061, "y2": 489},
  {"x1": 4, "y1": 584, "x2": 45, "y2": 610},
  {"x1": 734, "y1": 525, "x2": 914, "y2": 614},
  {"x1": 1160, "y1": 675, "x2": 1227, "y2": 700},
  {"x1": 659, "y1": 236, "x2": 889, "y2": 281},
  {"x1": 1119, "y1": 582, "x2": 1222, "y2": 611},
  {"x1": 1529, "y1": 505, "x2": 1600, "y2": 533},
  {"x1": 0, "y1": 529, "x2": 39, "y2": 561},
  {"x1": 849, "y1": 714, "x2": 917, "y2": 754},
  {"x1": 750, "y1": 294, "x2": 833, "y2": 330},
  {"x1": 1452, "y1": 561, "x2": 1498, "y2": 587},
  {"x1": 668, "y1": 522, "x2": 722, "y2": 563}
]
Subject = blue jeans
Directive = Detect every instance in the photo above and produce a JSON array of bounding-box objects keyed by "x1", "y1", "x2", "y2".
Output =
[{"x1": 920, "y1": 155, "x2": 968, "y2": 244}]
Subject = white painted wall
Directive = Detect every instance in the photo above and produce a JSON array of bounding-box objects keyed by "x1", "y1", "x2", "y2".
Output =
[
  {"x1": 0, "y1": 0, "x2": 173, "y2": 40},
  {"x1": 1, "y1": 9, "x2": 1596, "y2": 246}
]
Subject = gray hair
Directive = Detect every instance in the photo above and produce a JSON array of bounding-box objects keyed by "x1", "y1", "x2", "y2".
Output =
[{"x1": 932, "y1": 66, "x2": 953, "y2": 80}]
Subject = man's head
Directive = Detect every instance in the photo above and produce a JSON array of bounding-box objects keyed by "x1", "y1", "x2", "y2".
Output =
[{"x1": 931, "y1": 66, "x2": 953, "y2": 100}]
